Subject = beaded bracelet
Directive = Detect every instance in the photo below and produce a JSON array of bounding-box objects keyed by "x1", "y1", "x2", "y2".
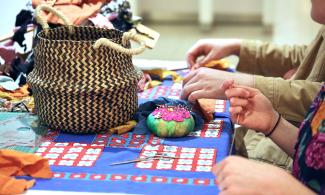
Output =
[{"x1": 265, "y1": 113, "x2": 281, "y2": 137}]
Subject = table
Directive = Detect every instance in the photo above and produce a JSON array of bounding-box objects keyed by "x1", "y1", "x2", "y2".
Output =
[{"x1": 0, "y1": 69, "x2": 233, "y2": 195}]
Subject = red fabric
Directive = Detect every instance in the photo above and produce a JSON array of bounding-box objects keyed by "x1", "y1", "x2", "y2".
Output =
[{"x1": 32, "y1": 0, "x2": 111, "y2": 25}]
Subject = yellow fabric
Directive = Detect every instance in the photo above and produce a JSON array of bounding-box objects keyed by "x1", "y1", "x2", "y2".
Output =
[
  {"x1": 109, "y1": 120, "x2": 137, "y2": 135},
  {"x1": 143, "y1": 69, "x2": 183, "y2": 83},
  {"x1": 237, "y1": 26, "x2": 325, "y2": 122},
  {"x1": 0, "y1": 149, "x2": 52, "y2": 194},
  {"x1": 144, "y1": 80, "x2": 162, "y2": 90},
  {"x1": 203, "y1": 59, "x2": 230, "y2": 70},
  {"x1": 0, "y1": 85, "x2": 30, "y2": 101}
]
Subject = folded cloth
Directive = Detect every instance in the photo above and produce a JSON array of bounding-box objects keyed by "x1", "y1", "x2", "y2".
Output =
[
  {"x1": 0, "y1": 149, "x2": 52, "y2": 194},
  {"x1": 132, "y1": 97, "x2": 204, "y2": 134},
  {"x1": 32, "y1": 0, "x2": 109, "y2": 25}
]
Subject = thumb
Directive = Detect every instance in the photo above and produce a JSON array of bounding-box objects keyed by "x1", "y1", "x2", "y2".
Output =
[{"x1": 197, "y1": 52, "x2": 216, "y2": 67}]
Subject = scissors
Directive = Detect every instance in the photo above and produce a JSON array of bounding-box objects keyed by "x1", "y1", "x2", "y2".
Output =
[{"x1": 109, "y1": 152, "x2": 180, "y2": 166}]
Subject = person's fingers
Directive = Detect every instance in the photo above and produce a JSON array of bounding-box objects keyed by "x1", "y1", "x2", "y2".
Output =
[
  {"x1": 182, "y1": 69, "x2": 197, "y2": 86},
  {"x1": 229, "y1": 106, "x2": 243, "y2": 114},
  {"x1": 197, "y1": 51, "x2": 216, "y2": 67},
  {"x1": 181, "y1": 82, "x2": 202, "y2": 100},
  {"x1": 220, "y1": 80, "x2": 234, "y2": 91},
  {"x1": 232, "y1": 84, "x2": 260, "y2": 95},
  {"x1": 188, "y1": 89, "x2": 207, "y2": 103},
  {"x1": 230, "y1": 113, "x2": 241, "y2": 124},
  {"x1": 225, "y1": 88, "x2": 251, "y2": 99},
  {"x1": 186, "y1": 43, "x2": 206, "y2": 68},
  {"x1": 229, "y1": 97, "x2": 249, "y2": 107},
  {"x1": 218, "y1": 175, "x2": 232, "y2": 192},
  {"x1": 212, "y1": 160, "x2": 226, "y2": 177},
  {"x1": 191, "y1": 63, "x2": 200, "y2": 70}
]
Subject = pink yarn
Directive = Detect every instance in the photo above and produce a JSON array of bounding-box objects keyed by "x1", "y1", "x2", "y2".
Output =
[{"x1": 152, "y1": 105, "x2": 191, "y2": 122}]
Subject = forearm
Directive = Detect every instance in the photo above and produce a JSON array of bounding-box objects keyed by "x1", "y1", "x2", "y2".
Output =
[{"x1": 268, "y1": 116, "x2": 299, "y2": 157}]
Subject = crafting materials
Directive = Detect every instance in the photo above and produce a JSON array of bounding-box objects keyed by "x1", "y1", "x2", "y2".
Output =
[{"x1": 146, "y1": 105, "x2": 195, "y2": 137}]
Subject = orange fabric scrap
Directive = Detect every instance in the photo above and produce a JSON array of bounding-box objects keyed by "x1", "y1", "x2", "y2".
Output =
[
  {"x1": 197, "y1": 98, "x2": 217, "y2": 122},
  {"x1": 32, "y1": 0, "x2": 109, "y2": 25},
  {"x1": 0, "y1": 149, "x2": 52, "y2": 195},
  {"x1": 0, "y1": 84, "x2": 30, "y2": 101},
  {"x1": 203, "y1": 59, "x2": 230, "y2": 70}
]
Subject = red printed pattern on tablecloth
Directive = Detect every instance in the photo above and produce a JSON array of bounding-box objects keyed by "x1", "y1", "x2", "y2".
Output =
[
  {"x1": 188, "y1": 119, "x2": 223, "y2": 138},
  {"x1": 138, "y1": 83, "x2": 182, "y2": 100},
  {"x1": 35, "y1": 142, "x2": 104, "y2": 167},
  {"x1": 92, "y1": 132, "x2": 163, "y2": 148},
  {"x1": 135, "y1": 145, "x2": 216, "y2": 172},
  {"x1": 214, "y1": 100, "x2": 227, "y2": 113},
  {"x1": 52, "y1": 172, "x2": 218, "y2": 186}
]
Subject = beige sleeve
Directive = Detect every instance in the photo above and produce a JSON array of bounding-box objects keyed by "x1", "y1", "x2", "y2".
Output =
[
  {"x1": 253, "y1": 75, "x2": 322, "y2": 122},
  {"x1": 237, "y1": 40, "x2": 308, "y2": 77}
]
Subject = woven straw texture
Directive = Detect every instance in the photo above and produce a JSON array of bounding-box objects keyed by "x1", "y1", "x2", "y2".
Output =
[{"x1": 28, "y1": 26, "x2": 142, "y2": 133}]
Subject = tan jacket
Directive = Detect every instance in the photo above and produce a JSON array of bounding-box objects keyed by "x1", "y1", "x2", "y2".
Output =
[{"x1": 237, "y1": 26, "x2": 325, "y2": 122}]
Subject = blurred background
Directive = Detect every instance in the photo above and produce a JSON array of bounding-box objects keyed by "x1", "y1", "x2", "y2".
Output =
[{"x1": 2, "y1": 0, "x2": 322, "y2": 61}]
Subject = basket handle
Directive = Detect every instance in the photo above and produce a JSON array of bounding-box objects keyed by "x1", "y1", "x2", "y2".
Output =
[
  {"x1": 35, "y1": 4, "x2": 73, "y2": 34},
  {"x1": 93, "y1": 29, "x2": 146, "y2": 56}
]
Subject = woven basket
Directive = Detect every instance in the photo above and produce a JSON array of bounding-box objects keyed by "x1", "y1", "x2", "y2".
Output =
[{"x1": 28, "y1": 5, "x2": 146, "y2": 133}]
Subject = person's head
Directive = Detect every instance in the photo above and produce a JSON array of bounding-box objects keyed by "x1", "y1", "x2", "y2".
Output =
[{"x1": 311, "y1": 0, "x2": 325, "y2": 24}]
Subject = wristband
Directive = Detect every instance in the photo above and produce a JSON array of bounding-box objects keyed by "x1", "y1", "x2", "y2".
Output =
[{"x1": 265, "y1": 113, "x2": 281, "y2": 137}]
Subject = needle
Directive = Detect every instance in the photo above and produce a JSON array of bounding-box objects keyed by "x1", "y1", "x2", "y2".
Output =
[{"x1": 228, "y1": 83, "x2": 240, "y2": 156}]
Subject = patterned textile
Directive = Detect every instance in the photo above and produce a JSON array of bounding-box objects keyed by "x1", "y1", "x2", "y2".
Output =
[{"x1": 293, "y1": 83, "x2": 325, "y2": 194}]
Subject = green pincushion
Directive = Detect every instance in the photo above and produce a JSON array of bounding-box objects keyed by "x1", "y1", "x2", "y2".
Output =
[{"x1": 146, "y1": 105, "x2": 195, "y2": 137}]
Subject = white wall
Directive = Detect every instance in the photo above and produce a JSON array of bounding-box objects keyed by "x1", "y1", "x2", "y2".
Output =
[
  {"x1": 272, "y1": 0, "x2": 321, "y2": 44},
  {"x1": 139, "y1": 0, "x2": 262, "y2": 15},
  {"x1": 1, "y1": 0, "x2": 29, "y2": 37}
]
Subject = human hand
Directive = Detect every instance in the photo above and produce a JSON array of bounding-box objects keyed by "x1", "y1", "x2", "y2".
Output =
[
  {"x1": 181, "y1": 68, "x2": 232, "y2": 103},
  {"x1": 221, "y1": 80, "x2": 278, "y2": 135},
  {"x1": 181, "y1": 68, "x2": 253, "y2": 104},
  {"x1": 212, "y1": 156, "x2": 308, "y2": 195},
  {"x1": 186, "y1": 39, "x2": 242, "y2": 70}
]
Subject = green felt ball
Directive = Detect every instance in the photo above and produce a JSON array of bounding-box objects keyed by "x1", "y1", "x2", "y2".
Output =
[{"x1": 146, "y1": 113, "x2": 195, "y2": 138}]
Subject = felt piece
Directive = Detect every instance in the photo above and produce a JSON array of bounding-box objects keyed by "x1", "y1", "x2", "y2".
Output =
[
  {"x1": 12, "y1": 10, "x2": 34, "y2": 52},
  {"x1": 103, "y1": 1, "x2": 134, "y2": 32},
  {"x1": 203, "y1": 59, "x2": 235, "y2": 72},
  {"x1": 88, "y1": 13, "x2": 114, "y2": 29},
  {"x1": 132, "y1": 97, "x2": 204, "y2": 134},
  {"x1": 0, "y1": 174, "x2": 35, "y2": 195},
  {"x1": 0, "y1": 149, "x2": 52, "y2": 194},
  {"x1": 143, "y1": 69, "x2": 183, "y2": 83},
  {"x1": 0, "y1": 45, "x2": 16, "y2": 65},
  {"x1": 109, "y1": 120, "x2": 137, "y2": 135},
  {"x1": 10, "y1": 54, "x2": 35, "y2": 86},
  {"x1": 0, "y1": 84, "x2": 30, "y2": 101},
  {"x1": 197, "y1": 99, "x2": 216, "y2": 122},
  {"x1": 32, "y1": 0, "x2": 109, "y2": 26}
]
